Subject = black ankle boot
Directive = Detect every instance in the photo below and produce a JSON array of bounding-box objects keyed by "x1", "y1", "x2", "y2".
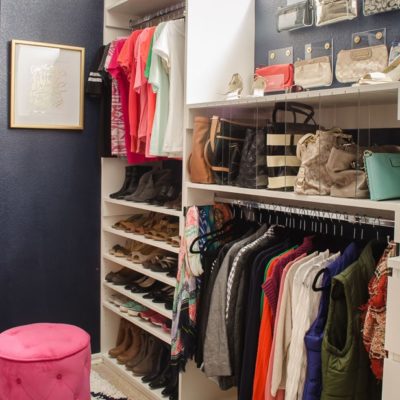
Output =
[
  {"x1": 110, "y1": 166, "x2": 134, "y2": 198},
  {"x1": 116, "y1": 165, "x2": 152, "y2": 199}
]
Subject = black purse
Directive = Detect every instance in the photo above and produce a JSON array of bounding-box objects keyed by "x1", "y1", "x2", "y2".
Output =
[
  {"x1": 205, "y1": 117, "x2": 253, "y2": 185},
  {"x1": 267, "y1": 102, "x2": 317, "y2": 191}
]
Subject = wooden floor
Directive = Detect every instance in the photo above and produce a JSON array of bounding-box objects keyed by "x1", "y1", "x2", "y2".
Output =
[{"x1": 93, "y1": 361, "x2": 150, "y2": 400}]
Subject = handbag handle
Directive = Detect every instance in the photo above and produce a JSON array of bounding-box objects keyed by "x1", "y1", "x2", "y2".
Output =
[{"x1": 273, "y1": 102, "x2": 316, "y2": 125}]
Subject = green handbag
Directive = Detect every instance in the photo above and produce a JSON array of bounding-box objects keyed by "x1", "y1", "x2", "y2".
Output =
[{"x1": 364, "y1": 151, "x2": 400, "y2": 201}]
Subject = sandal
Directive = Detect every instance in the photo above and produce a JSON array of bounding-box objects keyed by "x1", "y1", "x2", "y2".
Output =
[
  {"x1": 130, "y1": 246, "x2": 167, "y2": 264},
  {"x1": 112, "y1": 214, "x2": 144, "y2": 230},
  {"x1": 134, "y1": 213, "x2": 161, "y2": 235},
  {"x1": 146, "y1": 222, "x2": 179, "y2": 242},
  {"x1": 109, "y1": 244, "x2": 130, "y2": 257},
  {"x1": 166, "y1": 236, "x2": 180, "y2": 248},
  {"x1": 147, "y1": 256, "x2": 178, "y2": 273}
]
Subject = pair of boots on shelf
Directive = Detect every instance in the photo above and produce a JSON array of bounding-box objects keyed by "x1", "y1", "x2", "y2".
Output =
[
  {"x1": 109, "y1": 319, "x2": 178, "y2": 399},
  {"x1": 110, "y1": 163, "x2": 182, "y2": 209}
]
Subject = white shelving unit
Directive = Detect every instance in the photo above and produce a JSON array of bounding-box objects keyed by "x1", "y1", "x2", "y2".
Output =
[
  {"x1": 183, "y1": 81, "x2": 400, "y2": 399},
  {"x1": 101, "y1": 157, "x2": 182, "y2": 397}
]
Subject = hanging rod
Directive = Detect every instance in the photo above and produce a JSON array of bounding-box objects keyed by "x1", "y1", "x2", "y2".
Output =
[
  {"x1": 129, "y1": 2, "x2": 185, "y2": 30},
  {"x1": 214, "y1": 196, "x2": 395, "y2": 229}
]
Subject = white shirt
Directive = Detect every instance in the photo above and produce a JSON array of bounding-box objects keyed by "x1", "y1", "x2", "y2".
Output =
[
  {"x1": 152, "y1": 19, "x2": 185, "y2": 156},
  {"x1": 270, "y1": 252, "x2": 318, "y2": 396},
  {"x1": 285, "y1": 251, "x2": 340, "y2": 400}
]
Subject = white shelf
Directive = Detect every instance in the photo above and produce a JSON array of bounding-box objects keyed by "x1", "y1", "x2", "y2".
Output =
[
  {"x1": 107, "y1": 0, "x2": 181, "y2": 16},
  {"x1": 103, "y1": 225, "x2": 180, "y2": 254},
  {"x1": 187, "y1": 82, "x2": 400, "y2": 109},
  {"x1": 186, "y1": 182, "x2": 400, "y2": 214},
  {"x1": 103, "y1": 301, "x2": 171, "y2": 344},
  {"x1": 104, "y1": 253, "x2": 176, "y2": 287},
  {"x1": 104, "y1": 281, "x2": 173, "y2": 319},
  {"x1": 104, "y1": 197, "x2": 182, "y2": 217},
  {"x1": 102, "y1": 353, "x2": 166, "y2": 400}
]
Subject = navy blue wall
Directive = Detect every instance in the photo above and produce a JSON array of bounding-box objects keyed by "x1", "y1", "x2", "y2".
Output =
[
  {"x1": 0, "y1": 0, "x2": 103, "y2": 351},
  {"x1": 255, "y1": 0, "x2": 400, "y2": 84}
]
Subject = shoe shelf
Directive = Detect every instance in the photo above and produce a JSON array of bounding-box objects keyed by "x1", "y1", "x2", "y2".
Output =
[
  {"x1": 102, "y1": 353, "x2": 166, "y2": 400},
  {"x1": 103, "y1": 301, "x2": 171, "y2": 344},
  {"x1": 104, "y1": 281, "x2": 173, "y2": 319},
  {"x1": 105, "y1": 197, "x2": 182, "y2": 218},
  {"x1": 104, "y1": 253, "x2": 177, "y2": 287},
  {"x1": 103, "y1": 225, "x2": 180, "y2": 254}
]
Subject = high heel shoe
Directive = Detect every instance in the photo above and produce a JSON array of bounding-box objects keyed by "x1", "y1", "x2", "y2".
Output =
[
  {"x1": 357, "y1": 55, "x2": 400, "y2": 85},
  {"x1": 224, "y1": 73, "x2": 243, "y2": 99}
]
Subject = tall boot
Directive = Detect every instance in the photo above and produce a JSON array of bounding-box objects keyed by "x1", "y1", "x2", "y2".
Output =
[
  {"x1": 142, "y1": 344, "x2": 169, "y2": 383},
  {"x1": 116, "y1": 325, "x2": 142, "y2": 364},
  {"x1": 110, "y1": 166, "x2": 134, "y2": 198},
  {"x1": 121, "y1": 165, "x2": 153, "y2": 199},
  {"x1": 108, "y1": 319, "x2": 129, "y2": 358},
  {"x1": 126, "y1": 331, "x2": 149, "y2": 371},
  {"x1": 131, "y1": 336, "x2": 163, "y2": 376}
]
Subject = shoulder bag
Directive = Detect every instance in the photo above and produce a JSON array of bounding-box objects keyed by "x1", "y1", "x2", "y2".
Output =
[{"x1": 267, "y1": 102, "x2": 317, "y2": 191}]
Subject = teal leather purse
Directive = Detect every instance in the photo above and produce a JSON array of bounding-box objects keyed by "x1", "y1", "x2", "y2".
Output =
[{"x1": 364, "y1": 151, "x2": 400, "y2": 201}]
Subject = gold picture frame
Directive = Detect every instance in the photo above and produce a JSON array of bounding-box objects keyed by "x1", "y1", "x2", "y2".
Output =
[{"x1": 10, "y1": 40, "x2": 85, "y2": 130}]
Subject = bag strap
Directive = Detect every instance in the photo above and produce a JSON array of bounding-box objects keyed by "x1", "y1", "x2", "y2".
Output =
[
  {"x1": 210, "y1": 116, "x2": 220, "y2": 153},
  {"x1": 273, "y1": 102, "x2": 316, "y2": 125},
  {"x1": 296, "y1": 132, "x2": 315, "y2": 159}
]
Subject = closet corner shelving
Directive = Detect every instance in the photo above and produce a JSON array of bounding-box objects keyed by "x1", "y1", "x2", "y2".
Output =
[
  {"x1": 100, "y1": 157, "x2": 181, "y2": 400},
  {"x1": 183, "y1": 81, "x2": 400, "y2": 400}
]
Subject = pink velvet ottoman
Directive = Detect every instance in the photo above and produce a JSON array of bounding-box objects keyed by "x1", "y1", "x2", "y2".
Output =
[{"x1": 0, "y1": 323, "x2": 91, "y2": 400}]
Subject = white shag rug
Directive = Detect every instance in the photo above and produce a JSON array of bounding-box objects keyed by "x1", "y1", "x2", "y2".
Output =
[{"x1": 91, "y1": 370, "x2": 129, "y2": 400}]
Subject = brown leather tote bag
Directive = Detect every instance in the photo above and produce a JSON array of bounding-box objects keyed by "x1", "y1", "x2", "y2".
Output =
[{"x1": 188, "y1": 116, "x2": 215, "y2": 184}]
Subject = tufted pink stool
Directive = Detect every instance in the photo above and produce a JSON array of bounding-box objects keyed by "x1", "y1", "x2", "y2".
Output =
[{"x1": 0, "y1": 323, "x2": 91, "y2": 400}]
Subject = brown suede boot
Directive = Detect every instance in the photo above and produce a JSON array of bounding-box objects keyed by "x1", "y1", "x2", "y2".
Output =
[
  {"x1": 117, "y1": 325, "x2": 142, "y2": 364},
  {"x1": 131, "y1": 336, "x2": 163, "y2": 376},
  {"x1": 126, "y1": 331, "x2": 149, "y2": 370},
  {"x1": 108, "y1": 319, "x2": 129, "y2": 358}
]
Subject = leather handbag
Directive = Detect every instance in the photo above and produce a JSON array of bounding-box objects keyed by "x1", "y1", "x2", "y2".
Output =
[
  {"x1": 276, "y1": 0, "x2": 313, "y2": 32},
  {"x1": 315, "y1": 0, "x2": 358, "y2": 26},
  {"x1": 188, "y1": 116, "x2": 215, "y2": 184},
  {"x1": 335, "y1": 45, "x2": 389, "y2": 83},
  {"x1": 327, "y1": 144, "x2": 400, "y2": 198},
  {"x1": 236, "y1": 127, "x2": 268, "y2": 189},
  {"x1": 294, "y1": 56, "x2": 333, "y2": 88},
  {"x1": 205, "y1": 117, "x2": 255, "y2": 185},
  {"x1": 295, "y1": 128, "x2": 354, "y2": 195},
  {"x1": 364, "y1": 151, "x2": 400, "y2": 200},
  {"x1": 326, "y1": 146, "x2": 369, "y2": 198},
  {"x1": 255, "y1": 64, "x2": 294, "y2": 92},
  {"x1": 364, "y1": 0, "x2": 400, "y2": 15},
  {"x1": 267, "y1": 102, "x2": 317, "y2": 191}
]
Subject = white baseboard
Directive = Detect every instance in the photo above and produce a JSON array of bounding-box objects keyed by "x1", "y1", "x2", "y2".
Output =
[{"x1": 91, "y1": 353, "x2": 103, "y2": 365}]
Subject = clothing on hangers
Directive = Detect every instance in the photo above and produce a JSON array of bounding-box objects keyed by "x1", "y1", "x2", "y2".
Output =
[{"x1": 170, "y1": 202, "x2": 393, "y2": 400}]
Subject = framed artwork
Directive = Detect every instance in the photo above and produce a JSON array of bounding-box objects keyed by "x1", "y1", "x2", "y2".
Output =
[{"x1": 10, "y1": 40, "x2": 85, "y2": 130}]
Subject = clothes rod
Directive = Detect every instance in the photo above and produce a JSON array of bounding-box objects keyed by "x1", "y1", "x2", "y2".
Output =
[
  {"x1": 129, "y1": 2, "x2": 185, "y2": 29},
  {"x1": 214, "y1": 196, "x2": 394, "y2": 229}
]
